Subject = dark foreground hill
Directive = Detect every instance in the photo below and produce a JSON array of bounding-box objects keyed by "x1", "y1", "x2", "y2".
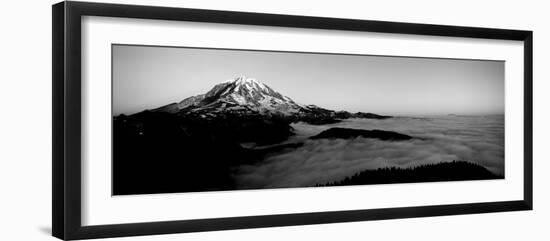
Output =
[{"x1": 316, "y1": 161, "x2": 502, "y2": 187}]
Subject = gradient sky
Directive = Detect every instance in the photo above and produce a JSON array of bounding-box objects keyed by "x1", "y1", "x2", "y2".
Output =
[{"x1": 113, "y1": 44, "x2": 504, "y2": 116}]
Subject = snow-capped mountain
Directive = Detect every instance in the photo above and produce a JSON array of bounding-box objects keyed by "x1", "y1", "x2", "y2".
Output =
[
  {"x1": 148, "y1": 75, "x2": 390, "y2": 124},
  {"x1": 156, "y1": 76, "x2": 307, "y2": 116}
]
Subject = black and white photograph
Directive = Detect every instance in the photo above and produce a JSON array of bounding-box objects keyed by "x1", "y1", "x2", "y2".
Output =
[
  {"x1": 1, "y1": 0, "x2": 543, "y2": 240},
  {"x1": 112, "y1": 44, "x2": 505, "y2": 195}
]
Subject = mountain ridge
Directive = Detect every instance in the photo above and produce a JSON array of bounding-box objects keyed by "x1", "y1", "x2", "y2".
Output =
[{"x1": 143, "y1": 75, "x2": 391, "y2": 124}]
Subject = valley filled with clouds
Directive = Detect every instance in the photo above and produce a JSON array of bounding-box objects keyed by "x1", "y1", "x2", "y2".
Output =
[{"x1": 234, "y1": 115, "x2": 504, "y2": 189}]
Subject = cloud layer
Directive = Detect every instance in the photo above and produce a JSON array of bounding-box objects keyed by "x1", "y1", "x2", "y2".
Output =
[{"x1": 233, "y1": 115, "x2": 504, "y2": 189}]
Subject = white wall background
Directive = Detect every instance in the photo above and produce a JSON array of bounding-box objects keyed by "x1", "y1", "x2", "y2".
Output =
[{"x1": 0, "y1": 0, "x2": 547, "y2": 240}]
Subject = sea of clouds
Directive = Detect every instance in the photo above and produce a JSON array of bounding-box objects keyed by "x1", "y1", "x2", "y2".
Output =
[{"x1": 233, "y1": 115, "x2": 504, "y2": 189}]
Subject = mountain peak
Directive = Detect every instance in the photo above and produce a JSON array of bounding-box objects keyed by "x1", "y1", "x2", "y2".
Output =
[
  {"x1": 168, "y1": 75, "x2": 305, "y2": 115},
  {"x1": 224, "y1": 75, "x2": 256, "y2": 83},
  {"x1": 223, "y1": 75, "x2": 268, "y2": 91}
]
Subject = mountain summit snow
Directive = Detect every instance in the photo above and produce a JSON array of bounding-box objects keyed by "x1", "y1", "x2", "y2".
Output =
[{"x1": 156, "y1": 76, "x2": 304, "y2": 115}]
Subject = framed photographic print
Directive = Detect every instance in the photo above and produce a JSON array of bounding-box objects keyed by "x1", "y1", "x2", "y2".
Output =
[{"x1": 52, "y1": 1, "x2": 533, "y2": 240}]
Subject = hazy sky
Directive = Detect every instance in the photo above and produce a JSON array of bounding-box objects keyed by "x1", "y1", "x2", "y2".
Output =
[{"x1": 113, "y1": 44, "x2": 504, "y2": 116}]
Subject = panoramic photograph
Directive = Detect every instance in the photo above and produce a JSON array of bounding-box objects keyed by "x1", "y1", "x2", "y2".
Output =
[{"x1": 112, "y1": 44, "x2": 505, "y2": 195}]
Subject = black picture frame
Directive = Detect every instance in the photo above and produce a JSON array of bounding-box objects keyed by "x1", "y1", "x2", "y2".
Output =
[{"x1": 52, "y1": 1, "x2": 533, "y2": 240}]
